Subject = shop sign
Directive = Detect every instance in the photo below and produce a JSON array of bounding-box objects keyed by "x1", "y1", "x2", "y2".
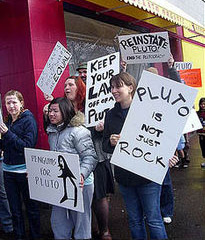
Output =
[
  {"x1": 174, "y1": 62, "x2": 193, "y2": 71},
  {"x1": 179, "y1": 69, "x2": 202, "y2": 87},
  {"x1": 118, "y1": 32, "x2": 170, "y2": 64},
  {"x1": 111, "y1": 70, "x2": 198, "y2": 184},
  {"x1": 25, "y1": 148, "x2": 84, "y2": 213},
  {"x1": 85, "y1": 52, "x2": 120, "y2": 127},
  {"x1": 37, "y1": 41, "x2": 72, "y2": 95}
]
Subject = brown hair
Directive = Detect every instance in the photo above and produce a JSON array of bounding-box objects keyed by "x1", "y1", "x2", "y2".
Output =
[
  {"x1": 4, "y1": 90, "x2": 24, "y2": 109},
  {"x1": 110, "y1": 72, "x2": 137, "y2": 98}
]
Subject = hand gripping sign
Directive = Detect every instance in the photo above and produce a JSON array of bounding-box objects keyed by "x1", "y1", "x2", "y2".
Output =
[{"x1": 111, "y1": 70, "x2": 198, "y2": 184}]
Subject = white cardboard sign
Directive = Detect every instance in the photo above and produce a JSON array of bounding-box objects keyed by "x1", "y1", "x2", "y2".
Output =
[
  {"x1": 174, "y1": 62, "x2": 193, "y2": 71},
  {"x1": 85, "y1": 52, "x2": 120, "y2": 127},
  {"x1": 37, "y1": 41, "x2": 72, "y2": 95},
  {"x1": 111, "y1": 70, "x2": 198, "y2": 184},
  {"x1": 183, "y1": 108, "x2": 203, "y2": 134},
  {"x1": 25, "y1": 148, "x2": 84, "y2": 212},
  {"x1": 118, "y1": 32, "x2": 170, "y2": 64}
]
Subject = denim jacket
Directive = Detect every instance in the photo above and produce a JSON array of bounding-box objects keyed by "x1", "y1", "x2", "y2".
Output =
[{"x1": 46, "y1": 111, "x2": 98, "y2": 184}]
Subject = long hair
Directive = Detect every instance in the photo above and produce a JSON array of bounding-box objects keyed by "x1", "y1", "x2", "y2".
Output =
[
  {"x1": 110, "y1": 72, "x2": 137, "y2": 98},
  {"x1": 199, "y1": 98, "x2": 205, "y2": 112},
  {"x1": 4, "y1": 90, "x2": 25, "y2": 122},
  {"x1": 64, "y1": 76, "x2": 86, "y2": 112},
  {"x1": 47, "y1": 97, "x2": 76, "y2": 131}
]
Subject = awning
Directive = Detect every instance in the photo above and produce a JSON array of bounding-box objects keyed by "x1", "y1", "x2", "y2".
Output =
[{"x1": 118, "y1": 0, "x2": 205, "y2": 36}]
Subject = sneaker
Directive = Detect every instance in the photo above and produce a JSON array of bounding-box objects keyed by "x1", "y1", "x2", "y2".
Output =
[
  {"x1": 182, "y1": 164, "x2": 189, "y2": 168},
  {"x1": 163, "y1": 217, "x2": 172, "y2": 224},
  {"x1": 201, "y1": 163, "x2": 205, "y2": 168}
]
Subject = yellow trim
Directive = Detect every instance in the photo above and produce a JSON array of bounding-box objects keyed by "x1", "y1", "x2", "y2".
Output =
[{"x1": 182, "y1": 41, "x2": 205, "y2": 109}]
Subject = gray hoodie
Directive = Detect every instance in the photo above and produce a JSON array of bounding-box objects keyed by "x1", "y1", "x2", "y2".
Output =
[{"x1": 47, "y1": 111, "x2": 98, "y2": 184}]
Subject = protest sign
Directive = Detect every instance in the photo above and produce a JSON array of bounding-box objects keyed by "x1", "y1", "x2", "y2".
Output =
[
  {"x1": 85, "y1": 52, "x2": 120, "y2": 127},
  {"x1": 183, "y1": 108, "x2": 203, "y2": 134},
  {"x1": 111, "y1": 70, "x2": 198, "y2": 184},
  {"x1": 118, "y1": 32, "x2": 170, "y2": 64},
  {"x1": 37, "y1": 41, "x2": 72, "y2": 95},
  {"x1": 174, "y1": 62, "x2": 192, "y2": 71},
  {"x1": 25, "y1": 148, "x2": 84, "y2": 212},
  {"x1": 179, "y1": 69, "x2": 202, "y2": 87}
]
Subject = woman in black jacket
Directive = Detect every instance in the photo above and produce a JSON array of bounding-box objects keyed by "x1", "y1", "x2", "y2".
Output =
[{"x1": 102, "y1": 72, "x2": 178, "y2": 240}]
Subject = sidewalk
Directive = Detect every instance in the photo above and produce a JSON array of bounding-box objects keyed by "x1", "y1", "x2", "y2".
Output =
[{"x1": 0, "y1": 133, "x2": 204, "y2": 240}]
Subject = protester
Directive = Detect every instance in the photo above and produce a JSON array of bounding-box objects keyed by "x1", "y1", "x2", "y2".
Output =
[
  {"x1": 44, "y1": 74, "x2": 115, "y2": 240},
  {"x1": 45, "y1": 97, "x2": 98, "y2": 240},
  {"x1": 0, "y1": 90, "x2": 40, "y2": 240},
  {"x1": 76, "y1": 62, "x2": 87, "y2": 83},
  {"x1": 0, "y1": 151, "x2": 13, "y2": 236},
  {"x1": 102, "y1": 72, "x2": 178, "y2": 240},
  {"x1": 197, "y1": 98, "x2": 205, "y2": 167},
  {"x1": 167, "y1": 54, "x2": 182, "y2": 83}
]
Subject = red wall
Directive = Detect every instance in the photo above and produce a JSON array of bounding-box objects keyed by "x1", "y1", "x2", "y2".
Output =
[{"x1": 0, "y1": 0, "x2": 69, "y2": 149}]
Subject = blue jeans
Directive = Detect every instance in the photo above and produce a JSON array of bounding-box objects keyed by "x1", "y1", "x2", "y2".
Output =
[
  {"x1": 4, "y1": 171, "x2": 40, "y2": 239},
  {"x1": 0, "y1": 160, "x2": 13, "y2": 233},
  {"x1": 119, "y1": 182, "x2": 167, "y2": 240},
  {"x1": 161, "y1": 170, "x2": 174, "y2": 218}
]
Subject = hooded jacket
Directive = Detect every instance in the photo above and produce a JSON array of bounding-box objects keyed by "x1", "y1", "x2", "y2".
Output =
[
  {"x1": 46, "y1": 111, "x2": 98, "y2": 184},
  {"x1": 0, "y1": 110, "x2": 38, "y2": 166}
]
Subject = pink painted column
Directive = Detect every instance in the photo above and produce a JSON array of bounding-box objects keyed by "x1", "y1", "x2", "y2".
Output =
[{"x1": 0, "y1": 0, "x2": 69, "y2": 149}]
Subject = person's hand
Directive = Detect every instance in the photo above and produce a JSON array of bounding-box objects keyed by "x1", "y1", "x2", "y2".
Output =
[
  {"x1": 80, "y1": 174, "x2": 84, "y2": 189},
  {"x1": 0, "y1": 123, "x2": 8, "y2": 135},
  {"x1": 167, "y1": 54, "x2": 174, "y2": 68},
  {"x1": 169, "y1": 155, "x2": 179, "y2": 168},
  {"x1": 110, "y1": 134, "x2": 120, "y2": 146},
  {"x1": 95, "y1": 122, "x2": 104, "y2": 132},
  {"x1": 44, "y1": 93, "x2": 54, "y2": 102}
]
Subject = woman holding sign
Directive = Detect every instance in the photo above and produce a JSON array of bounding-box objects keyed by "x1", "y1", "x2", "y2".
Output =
[
  {"x1": 102, "y1": 72, "x2": 178, "y2": 240},
  {"x1": 45, "y1": 97, "x2": 98, "y2": 240},
  {"x1": 0, "y1": 90, "x2": 40, "y2": 240}
]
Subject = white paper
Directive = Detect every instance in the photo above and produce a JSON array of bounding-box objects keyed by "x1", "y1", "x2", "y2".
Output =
[
  {"x1": 111, "y1": 70, "x2": 198, "y2": 184},
  {"x1": 37, "y1": 41, "x2": 72, "y2": 95},
  {"x1": 25, "y1": 148, "x2": 84, "y2": 212},
  {"x1": 118, "y1": 32, "x2": 170, "y2": 64},
  {"x1": 85, "y1": 52, "x2": 120, "y2": 127}
]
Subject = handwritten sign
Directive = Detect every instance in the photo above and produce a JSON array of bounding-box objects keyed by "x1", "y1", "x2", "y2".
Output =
[
  {"x1": 183, "y1": 108, "x2": 203, "y2": 134},
  {"x1": 25, "y1": 148, "x2": 84, "y2": 212},
  {"x1": 174, "y1": 62, "x2": 192, "y2": 71},
  {"x1": 37, "y1": 41, "x2": 72, "y2": 95},
  {"x1": 118, "y1": 32, "x2": 170, "y2": 64},
  {"x1": 179, "y1": 69, "x2": 202, "y2": 87},
  {"x1": 85, "y1": 52, "x2": 120, "y2": 127},
  {"x1": 111, "y1": 70, "x2": 198, "y2": 184}
]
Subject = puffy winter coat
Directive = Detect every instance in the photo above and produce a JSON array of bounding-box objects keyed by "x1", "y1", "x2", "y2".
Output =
[{"x1": 47, "y1": 111, "x2": 98, "y2": 184}]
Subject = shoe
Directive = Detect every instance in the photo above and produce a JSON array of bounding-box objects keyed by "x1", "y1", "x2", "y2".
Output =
[
  {"x1": 201, "y1": 163, "x2": 205, "y2": 168},
  {"x1": 100, "y1": 230, "x2": 112, "y2": 240},
  {"x1": 163, "y1": 217, "x2": 172, "y2": 224},
  {"x1": 182, "y1": 164, "x2": 189, "y2": 168}
]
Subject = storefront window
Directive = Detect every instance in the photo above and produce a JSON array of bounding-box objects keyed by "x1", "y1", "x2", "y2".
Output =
[{"x1": 64, "y1": 11, "x2": 148, "y2": 83}]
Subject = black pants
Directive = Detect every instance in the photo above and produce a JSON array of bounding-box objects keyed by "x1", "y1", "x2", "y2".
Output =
[{"x1": 199, "y1": 135, "x2": 205, "y2": 158}]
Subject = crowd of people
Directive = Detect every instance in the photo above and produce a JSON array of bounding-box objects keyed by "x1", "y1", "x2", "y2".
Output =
[{"x1": 0, "y1": 57, "x2": 204, "y2": 240}]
